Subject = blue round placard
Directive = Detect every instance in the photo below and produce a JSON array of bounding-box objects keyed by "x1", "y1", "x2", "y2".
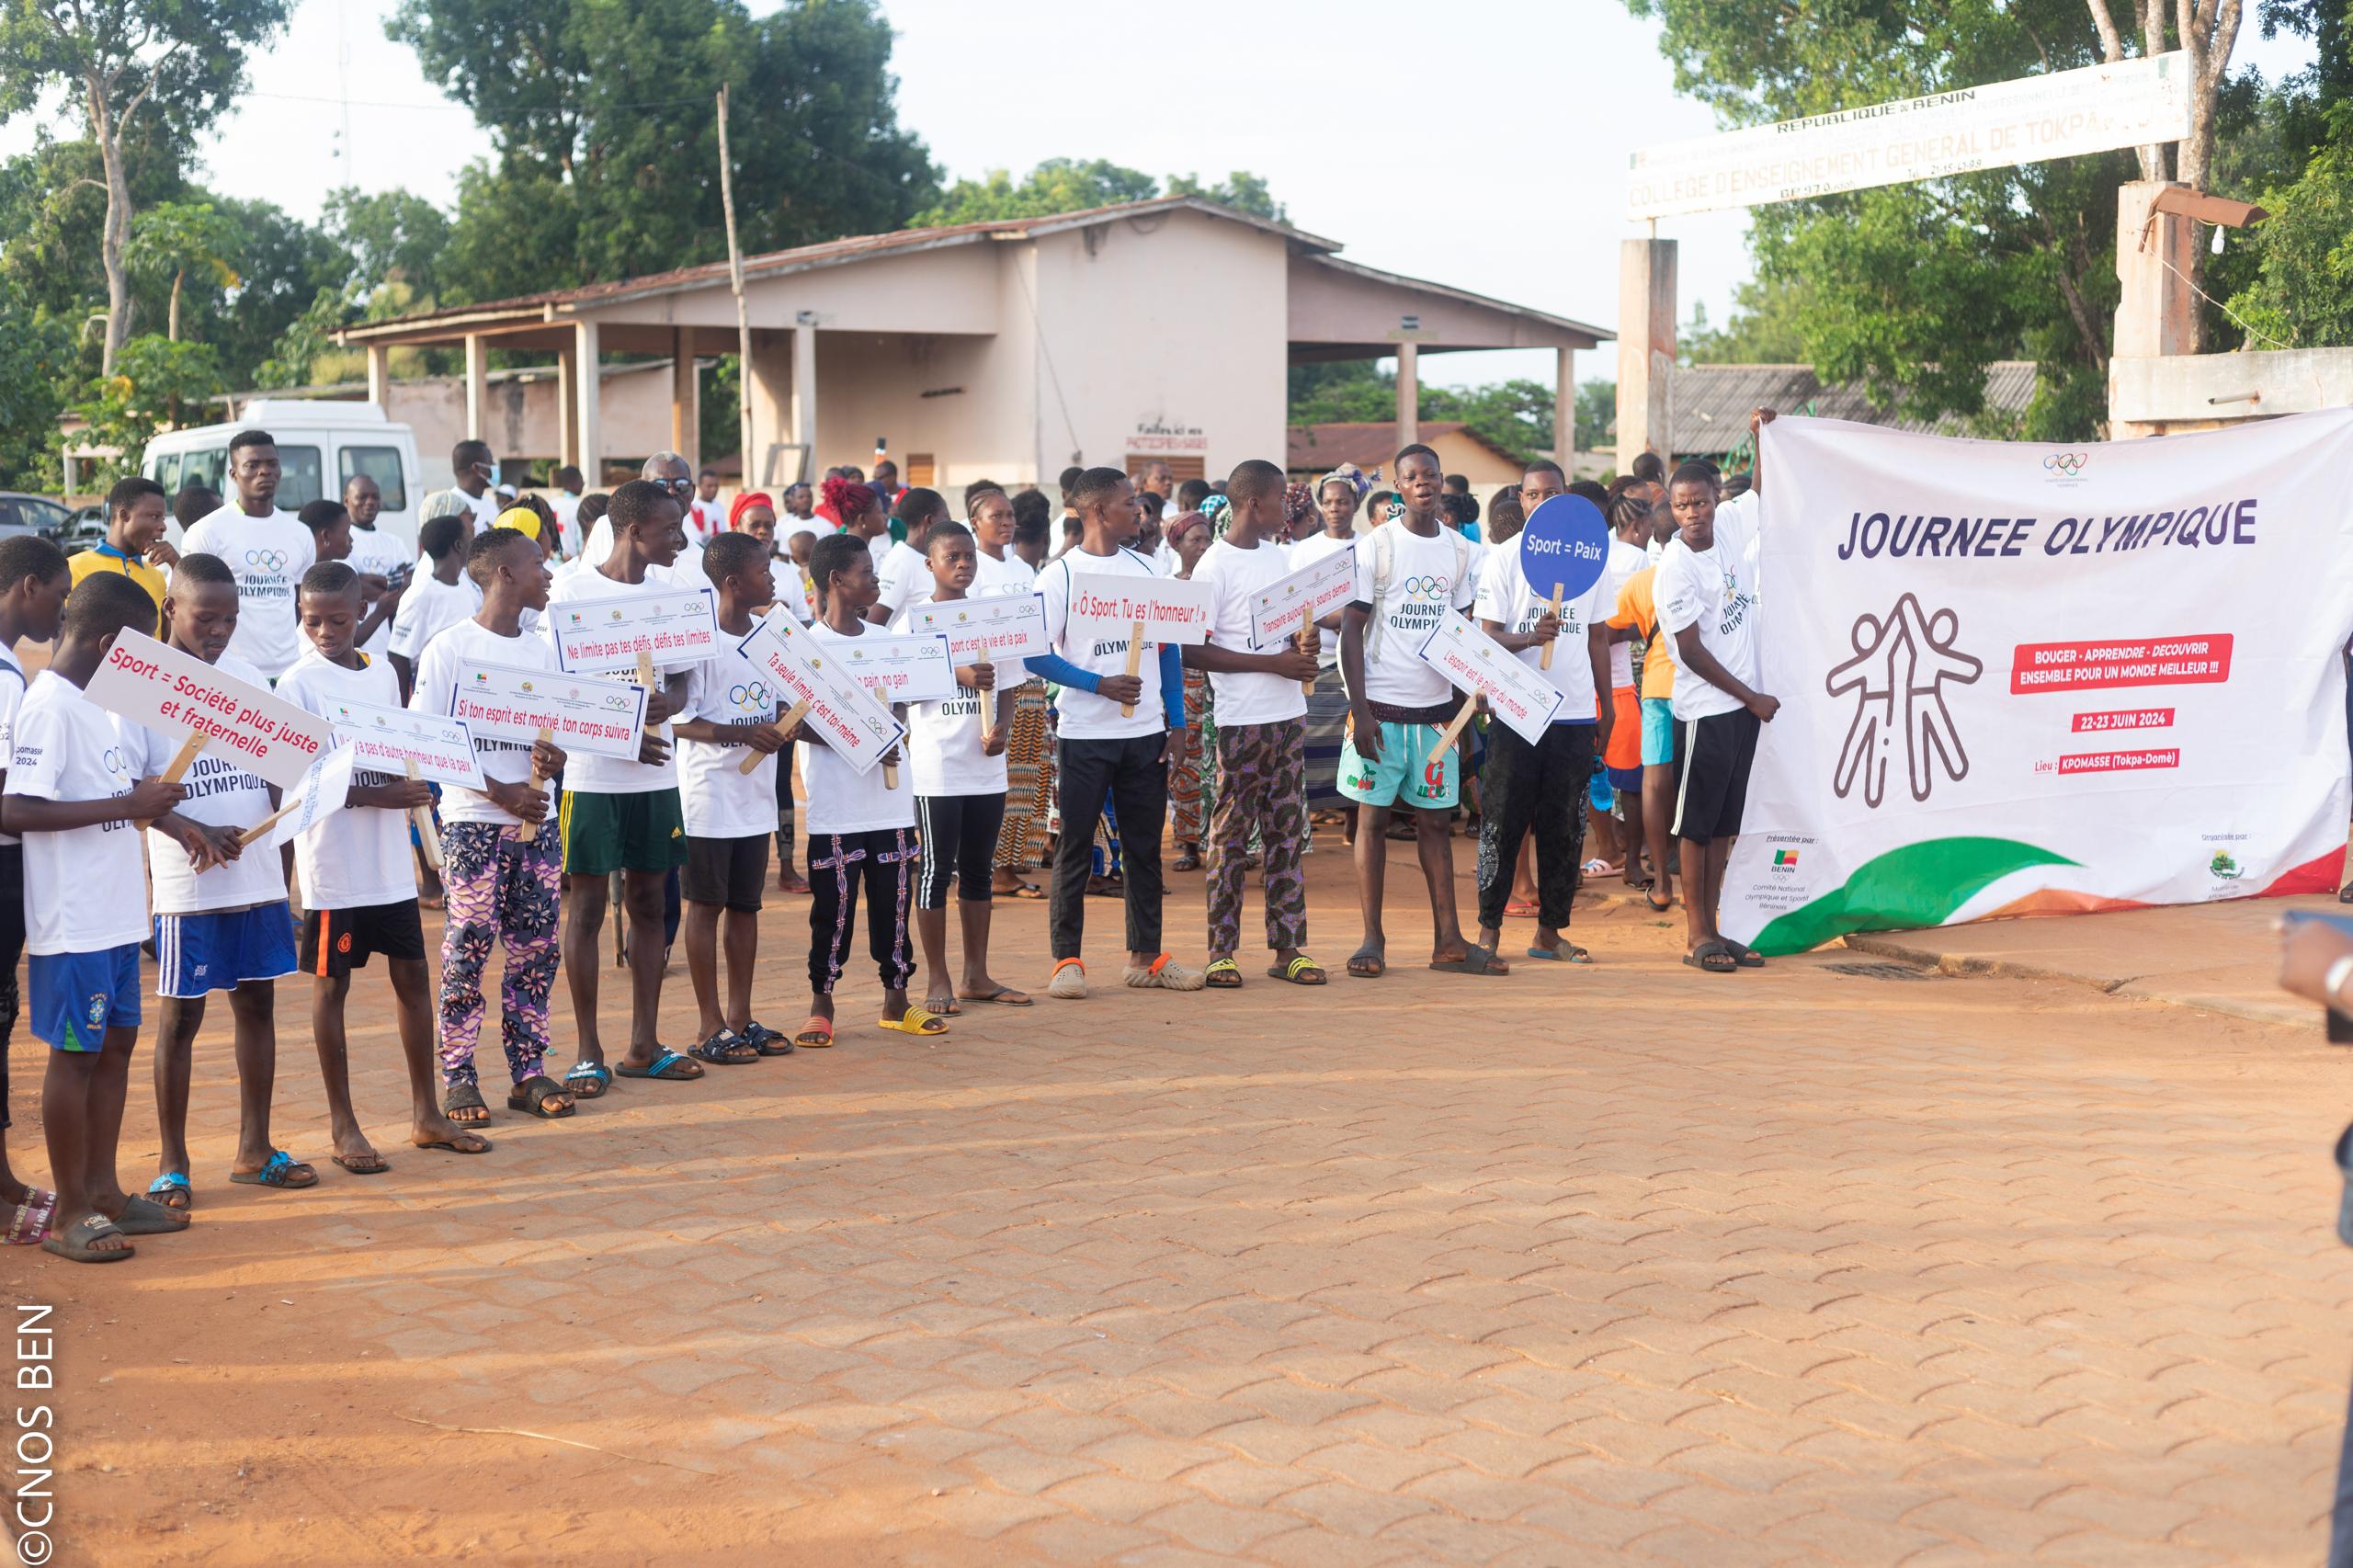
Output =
[{"x1": 1518, "y1": 494, "x2": 1610, "y2": 601}]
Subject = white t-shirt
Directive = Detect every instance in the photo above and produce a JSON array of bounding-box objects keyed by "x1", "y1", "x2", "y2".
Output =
[
  {"x1": 409, "y1": 618, "x2": 559, "y2": 825},
  {"x1": 1287, "y1": 530, "x2": 1355, "y2": 668},
  {"x1": 866, "y1": 532, "x2": 894, "y2": 574},
  {"x1": 1033, "y1": 545, "x2": 1165, "y2": 741},
  {"x1": 688, "y1": 497, "x2": 725, "y2": 543},
  {"x1": 129, "y1": 650, "x2": 286, "y2": 915},
  {"x1": 800, "y1": 621, "x2": 915, "y2": 834},
  {"x1": 273, "y1": 651, "x2": 418, "y2": 910},
  {"x1": 1655, "y1": 492, "x2": 1762, "y2": 722},
  {"x1": 779, "y1": 516, "x2": 821, "y2": 552},
  {"x1": 0, "y1": 644, "x2": 27, "y2": 848},
  {"x1": 1472, "y1": 540, "x2": 1610, "y2": 724},
  {"x1": 892, "y1": 603, "x2": 1006, "y2": 797},
  {"x1": 1349, "y1": 525, "x2": 1476, "y2": 708},
  {"x1": 678, "y1": 632, "x2": 782, "y2": 839},
  {"x1": 1194, "y1": 537, "x2": 1307, "y2": 727},
  {"x1": 422, "y1": 487, "x2": 500, "y2": 536},
  {"x1": 7, "y1": 672, "x2": 144, "y2": 954},
  {"x1": 543, "y1": 565, "x2": 681, "y2": 796},
  {"x1": 549, "y1": 494, "x2": 582, "y2": 558},
  {"x1": 873, "y1": 540, "x2": 931, "y2": 619},
  {"x1": 973, "y1": 549, "x2": 1038, "y2": 599},
  {"x1": 182, "y1": 506, "x2": 317, "y2": 678},
  {"x1": 389, "y1": 572, "x2": 483, "y2": 664},
  {"x1": 346, "y1": 528, "x2": 409, "y2": 659},
  {"x1": 1603, "y1": 538, "x2": 1646, "y2": 690}
]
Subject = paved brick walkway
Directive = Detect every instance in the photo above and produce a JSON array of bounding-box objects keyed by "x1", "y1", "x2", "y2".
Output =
[{"x1": 18, "y1": 835, "x2": 2353, "y2": 1564}]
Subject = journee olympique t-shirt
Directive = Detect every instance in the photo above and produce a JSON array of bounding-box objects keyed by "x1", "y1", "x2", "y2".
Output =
[
  {"x1": 1033, "y1": 544, "x2": 1165, "y2": 742},
  {"x1": 678, "y1": 631, "x2": 784, "y2": 840},
  {"x1": 7, "y1": 672, "x2": 144, "y2": 954},
  {"x1": 1348, "y1": 524, "x2": 1476, "y2": 710},
  {"x1": 542, "y1": 564, "x2": 688, "y2": 796},
  {"x1": 893, "y1": 602, "x2": 1006, "y2": 797},
  {"x1": 1654, "y1": 491, "x2": 1762, "y2": 722},
  {"x1": 1192, "y1": 537, "x2": 1307, "y2": 728},
  {"x1": 182, "y1": 506, "x2": 317, "y2": 679},
  {"x1": 799, "y1": 621, "x2": 915, "y2": 835},
  {"x1": 1472, "y1": 537, "x2": 1612, "y2": 724},
  {"x1": 409, "y1": 618, "x2": 560, "y2": 826},
  {"x1": 274, "y1": 651, "x2": 418, "y2": 910},
  {"x1": 128, "y1": 649, "x2": 288, "y2": 915}
]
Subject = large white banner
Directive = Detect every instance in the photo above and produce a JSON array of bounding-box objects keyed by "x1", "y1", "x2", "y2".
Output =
[
  {"x1": 1722, "y1": 410, "x2": 2353, "y2": 955},
  {"x1": 1627, "y1": 52, "x2": 2190, "y2": 220}
]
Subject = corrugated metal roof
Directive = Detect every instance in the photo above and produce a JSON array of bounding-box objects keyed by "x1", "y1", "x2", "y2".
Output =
[
  {"x1": 1667, "y1": 362, "x2": 2040, "y2": 455},
  {"x1": 1286, "y1": 422, "x2": 1522, "y2": 472}
]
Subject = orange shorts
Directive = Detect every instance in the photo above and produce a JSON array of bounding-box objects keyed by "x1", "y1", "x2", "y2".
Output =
[{"x1": 1605, "y1": 685, "x2": 1643, "y2": 773}]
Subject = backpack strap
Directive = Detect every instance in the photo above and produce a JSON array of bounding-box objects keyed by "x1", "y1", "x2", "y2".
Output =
[{"x1": 1365, "y1": 526, "x2": 1397, "y2": 665}]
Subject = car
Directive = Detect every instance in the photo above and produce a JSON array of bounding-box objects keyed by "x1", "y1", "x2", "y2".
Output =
[
  {"x1": 0, "y1": 493, "x2": 73, "y2": 538},
  {"x1": 54, "y1": 507, "x2": 109, "y2": 555}
]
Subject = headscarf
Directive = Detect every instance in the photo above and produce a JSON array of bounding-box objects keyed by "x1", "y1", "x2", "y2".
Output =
[
  {"x1": 820, "y1": 475, "x2": 876, "y2": 529},
  {"x1": 728, "y1": 490, "x2": 776, "y2": 530},
  {"x1": 493, "y1": 505, "x2": 542, "y2": 541},
  {"x1": 1196, "y1": 494, "x2": 1232, "y2": 541},
  {"x1": 1315, "y1": 461, "x2": 1377, "y2": 503},
  {"x1": 1281, "y1": 482, "x2": 1314, "y2": 543}
]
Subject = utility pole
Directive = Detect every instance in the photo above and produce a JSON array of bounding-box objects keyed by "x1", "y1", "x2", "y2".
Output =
[{"x1": 716, "y1": 85, "x2": 756, "y2": 488}]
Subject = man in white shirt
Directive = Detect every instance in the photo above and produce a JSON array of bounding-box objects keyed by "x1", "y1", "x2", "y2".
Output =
[
  {"x1": 181, "y1": 429, "x2": 316, "y2": 679},
  {"x1": 415, "y1": 438, "x2": 502, "y2": 540},
  {"x1": 1185, "y1": 460, "x2": 1324, "y2": 987},
  {"x1": 688, "y1": 467, "x2": 726, "y2": 543},
  {"x1": 870, "y1": 487, "x2": 945, "y2": 623},
  {"x1": 1029, "y1": 468, "x2": 1204, "y2": 999},
  {"x1": 548, "y1": 465, "x2": 585, "y2": 558},
  {"x1": 1656, "y1": 408, "x2": 1779, "y2": 974}
]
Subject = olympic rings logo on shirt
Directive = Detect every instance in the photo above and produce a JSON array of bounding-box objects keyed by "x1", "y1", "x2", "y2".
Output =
[
  {"x1": 244, "y1": 549, "x2": 289, "y2": 572},
  {"x1": 728, "y1": 680, "x2": 773, "y2": 710},
  {"x1": 1400, "y1": 574, "x2": 1451, "y2": 600}
]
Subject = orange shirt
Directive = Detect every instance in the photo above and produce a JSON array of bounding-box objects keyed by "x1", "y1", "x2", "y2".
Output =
[{"x1": 1609, "y1": 565, "x2": 1676, "y2": 701}]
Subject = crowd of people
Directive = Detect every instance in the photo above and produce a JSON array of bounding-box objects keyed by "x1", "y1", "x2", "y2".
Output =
[{"x1": 1, "y1": 411, "x2": 1779, "y2": 1263}]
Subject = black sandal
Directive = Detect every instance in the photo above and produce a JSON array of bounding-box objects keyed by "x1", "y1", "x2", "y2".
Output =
[
  {"x1": 690, "y1": 1029, "x2": 760, "y2": 1065},
  {"x1": 444, "y1": 1082, "x2": 491, "y2": 1126},
  {"x1": 506, "y1": 1074, "x2": 576, "y2": 1119}
]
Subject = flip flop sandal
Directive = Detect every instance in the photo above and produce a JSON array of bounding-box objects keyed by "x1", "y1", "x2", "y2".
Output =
[
  {"x1": 1171, "y1": 853, "x2": 1202, "y2": 872},
  {"x1": 616, "y1": 1049, "x2": 705, "y2": 1081},
  {"x1": 563, "y1": 1060, "x2": 614, "y2": 1098},
  {"x1": 414, "y1": 1131, "x2": 494, "y2": 1154},
  {"x1": 1721, "y1": 939, "x2": 1767, "y2": 969},
  {"x1": 146, "y1": 1171, "x2": 193, "y2": 1211},
  {"x1": 230, "y1": 1150, "x2": 320, "y2": 1190},
  {"x1": 1004, "y1": 881, "x2": 1047, "y2": 900},
  {"x1": 1430, "y1": 946, "x2": 1511, "y2": 977},
  {"x1": 1582, "y1": 859, "x2": 1621, "y2": 878},
  {"x1": 1204, "y1": 958, "x2": 1245, "y2": 989},
  {"x1": 1683, "y1": 939, "x2": 1738, "y2": 974},
  {"x1": 744, "y1": 1020, "x2": 795, "y2": 1055},
  {"x1": 1346, "y1": 946, "x2": 1386, "y2": 979},
  {"x1": 506, "y1": 1074, "x2": 577, "y2": 1118},
  {"x1": 5, "y1": 1189, "x2": 57, "y2": 1245},
  {"x1": 793, "y1": 1017, "x2": 835, "y2": 1049},
  {"x1": 877, "y1": 1007, "x2": 949, "y2": 1036},
  {"x1": 112, "y1": 1195, "x2": 190, "y2": 1234},
  {"x1": 444, "y1": 1082, "x2": 492, "y2": 1125},
  {"x1": 1645, "y1": 891, "x2": 1676, "y2": 913},
  {"x1": 956, "y1": 986, "x2": 1033, "y2": 1006},
  {"x1": 1267, "y1": 956, "x2": 1327, "y2": 985},
  {"x1": 690, "y1": 1029, "x2": 761, "y2": 1065},
  {"x1": 923, "y1": 996, "x2": 964, "y2": 1017},
  {"x1": 42, "y1": 1215, "x2": 132, "y2": 1264},
  {"x1": 777, "y1": 873, "x2": 811, "y2": 894},
  {"x1": 331, "y1": 1153, "x2": 393, "y2": 1176},
  {"x1": 1524, "y1": 943, "x2": 1593, "y2": 963}
]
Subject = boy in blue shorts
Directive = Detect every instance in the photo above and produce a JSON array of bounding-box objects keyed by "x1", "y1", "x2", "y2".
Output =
[
  {"x1": 136, "y1": 553, "x2": 313, "y2": 1203},
  {"x1": 6, "y1": 573, "x2": 198, "y2": 1260},
  {"x1": 1336, "y1": 445, "x2": 1495, "y2": 979}
]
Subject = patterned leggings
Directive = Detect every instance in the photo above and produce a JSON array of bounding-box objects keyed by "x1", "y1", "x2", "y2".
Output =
[
  {"x1": 438, "y1": 820, "x2": 563, "y2": 1088},
  {"x1": 1207, "y1": 720, "x2": 1309, "y2": 956},
  {"x1": 808, "y1": 827, "x2": 916, "y2": 995}
]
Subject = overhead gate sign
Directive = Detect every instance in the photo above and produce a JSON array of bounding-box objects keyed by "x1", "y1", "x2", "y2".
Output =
[{"x1": 1627, "y1": 52, "x2": 2191, "y2": 221}]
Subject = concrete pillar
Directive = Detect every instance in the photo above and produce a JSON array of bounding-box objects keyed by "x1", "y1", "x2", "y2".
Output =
[
  {"x1": 1616, "y1": 238, "x2": 1677, "y2": 470},
  {"x1": 462, "y1": 334, "x2": 487, "y2": 443},
  {"x1": 671, "y1": 328, "x2": 699, "y2": 467},
  {"x1": 793, "y1": 317, "x2": 819, "y2": 474},
  {"x1": 554, "y1": 347, "x2": 575, "y2": 468},
  {"x1": 366, "y1": 343, "x2": 390, "y2": 413},
  {"x1": 1395, "y1": 342, "x2": 1418, "y2": 449},
  {"x1": 1553, "y1": 347, "x2": 1575, "y2": 474},
  {"x1": 2110, "y1": 180, "x2": 2200, "y2": 438},
  {"x1": 573, "y1": 319, "x2": 601, "y2": 484},
  {"x1": 745, "y1": 330, "x2": 792, "y2": 487}
]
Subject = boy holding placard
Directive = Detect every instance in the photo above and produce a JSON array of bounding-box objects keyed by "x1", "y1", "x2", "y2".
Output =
[
  {"x1": 672, "y1": 531, "x2": 792, "y2": 1062},
  {"x1": 409, "y1": 527, "x2": 576, "y2": 1117},
  {"x1": 1336, "y1": 445, "x2": 1492, "y2": 979},
  {"x1": 1186, "y1": 460, "x2": 1324, "y2": 989},
  {"x1": 1029, "y1": 467, "x2": 1203, "y2": 1000},
  {"x1": 544, "y1": 480, "x2": 702, "y2": 1084},
  {"x1": 1472, "y1": 494, "x2": 1616, "y2": 966},
  {"x1": 896, "y1": 523, "x2": 1028, "y2": 1014},
  {"x1": 795, "y1": 533, "x2": 940, "y2": 1046},
  {"x1": 278, "y1": 562, "x2": 491, "y2": 1165},
  {"x1": 137, "y1": 553, "x2": 314, "y2": 1202},
  {"x1": 6, "y1": 574, "x2": 195, "y2": 1259}
]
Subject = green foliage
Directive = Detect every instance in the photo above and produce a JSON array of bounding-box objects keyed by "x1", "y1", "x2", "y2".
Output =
[
  {"x1": 129, "y1": 200, "x2": 242, "y2": 336},
  {"x1": 2215, "y1": 5, "x2": 2353, "y2": 347},
  {"x1": 0, "y1": 0, "x2": 292, "y2": 140},
  {"x1": 255, "y1": 286, "x2": 351, "y2": 390},
  {"x1": 916, "y1": 160, "x2": 1287, "y2": 227},
  {"x1": 1163, "y1": 171, "x2": 1287, "y2": 222},
  {"x1": 2226, "y1": 134, "x2": 2353, "y2": 346},
  {"x1": 1574, "y1": 380, "x2": 1616, "y2": 453},
  {"x1": 1682, "y1": 281, "x2": 1811, "y2": 365},
  {"x1": 324, "y1": 187, "x2": 452, "y2": 301},
  {"x1": 1288, "y1": 361, "x2": 1568, "y2": 461},
  {"x1": 72, "y1": 334, "x2": 226, "y2": 480},
  {"x1": 0, "y1": 275, "x2": 73, "y2": 489}
]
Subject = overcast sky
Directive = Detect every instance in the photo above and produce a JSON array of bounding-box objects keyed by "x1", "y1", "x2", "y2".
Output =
[{"x1": 2, "y1": 1, "x2": 2319, "y2": 391}]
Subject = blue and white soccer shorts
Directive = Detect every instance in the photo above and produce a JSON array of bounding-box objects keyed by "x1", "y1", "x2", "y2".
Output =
[
  {"x1": 28, "y1": 943, "x2": 143, "y2": 1051},
  {"x1": 154, "y1": 902, "x2": 298, "y2": 999}
]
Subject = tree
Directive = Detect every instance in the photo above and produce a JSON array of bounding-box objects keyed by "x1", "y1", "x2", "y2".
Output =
[
  {"x1": 1681, "y1": 282, "x2": 1812, "y2": 365},
  {"x1": 915, "y1": 159, "x2": 1161, "y2": 227},
  {"x1": 1165, "y1": 171, "x2": 1287, "y2": 222},
  {"x1": 0, "y1": 274, "x2": 74, "y2": 488},
  {"x1": 323, "y1": 186, "x2": 451, "y2": 302},
  {"x1": 0, "y1": 0, "x2": 292, "y2": 372},
  {"x1": 1574, "y1": 380, "x2": 1617, "y2": 453},
  {"x1": 129, "y1": 199, "x2": 238, "y2": 341},
  {"x1": 390, "y1": 0, "x2": 935, "y2": 297},
  {"x1": 2212, "y1": 1, "x2": 2353, "y2": 347},
  {"x1": 72, "y1": 332, "x2": 223, "y2": 478}
]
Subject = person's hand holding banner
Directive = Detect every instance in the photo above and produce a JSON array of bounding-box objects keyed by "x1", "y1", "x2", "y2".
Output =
[
  {"x1": 1063, "y1": 574, "x2": 1213, "y2": 717},
  {"x1": 550, "y1": 585, "x2": 721, "y2": 676},
  {"x1": 320, "y1": 697, "x2": 488, "y2": 790},
  {"x1": 85, "y1": 630, "x2": 334, "y2": 790},
  {"x1": 1415, "y1": 610, "x2": 1568, "y2": 760},
  {"x1": 243, "y1": 744, "x2": 360, "y2": 850},
  {"x1": 1518, "y1": 494, "x2": 1611, "y2": 671},
  {"x1": 1245, "y1": 549, "x2": 1357, "y2": 693},
  {"x1": 734, "y1": 618, "x2": 906, "y2": 778}
]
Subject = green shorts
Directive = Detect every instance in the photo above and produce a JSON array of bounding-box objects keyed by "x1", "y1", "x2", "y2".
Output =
[
  {"x1": 560, "y1": 788, "x2": 688, "y2": 875},
  {"x1": 1337, "y1": 720, "x2": 1459, "y2": 812}
]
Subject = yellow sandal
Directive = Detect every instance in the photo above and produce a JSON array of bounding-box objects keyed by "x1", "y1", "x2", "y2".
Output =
[{"x1": 877, "y1": 1007, "x2": 949, "y2": 1036}]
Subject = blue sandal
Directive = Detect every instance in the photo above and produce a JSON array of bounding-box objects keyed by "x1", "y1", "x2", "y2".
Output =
[
  {"x1": 229, "y1": 1150, "x2": 318, "y2": 1190},
  {"x1": 146, "y1": 1171, "x2": 193, "y2": 1211},
  {"x1": 563, "y1": 1060, "x2": 613, "y2": 1099},
  {"x1": 615, "y1": 1048, "x2": 703, "y2": 1082}
]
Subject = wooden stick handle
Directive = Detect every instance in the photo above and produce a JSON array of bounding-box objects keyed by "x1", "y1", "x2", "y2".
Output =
[
  {"x1": 1539, "y1": 584, "x2": 1563, "y2": 671},
  {"x1": 405, "y1": 758, "x2": 443, "y2": 869},
  {"x1": 1298, "y1": 606, "x2": 1316, "y2": 696},
  {"x1": 737, "y1": 699, "x2": 810, "y2": 774},
  {"x1": 237, "y1": 799, "x2": 298, "y2": 848},
  {"x1": 517, "y1": 724, "x2": 554, "y2": 843},
  {"x1": 1120, "y1": 618, "x2": 1144, "y2": 717},
  {"x1": 137, "y1": 730, "x2": 210, "y2": 828},
  {"x1": 1427, "y1": 694, "x2": 1480, "y2": 767},
  {"x1": 872, "y1": 681, "x2": 898, "y2": 790},
  {"x1": 636, "y1": 648, "x2": 664, "y2": 742}
]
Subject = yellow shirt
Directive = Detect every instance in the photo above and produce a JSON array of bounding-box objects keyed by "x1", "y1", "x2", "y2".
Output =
[
  {"x1": 1609, "y1": 565, "x2": 1676, "y2": 702},
  {"x1": 68, "y1": 547, "x2": 165, "y2": 634}
]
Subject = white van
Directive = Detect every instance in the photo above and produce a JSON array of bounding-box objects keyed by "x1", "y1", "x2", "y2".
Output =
[{"x1": 142, "y1": 400, "x2": 424, "y2": 555}]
